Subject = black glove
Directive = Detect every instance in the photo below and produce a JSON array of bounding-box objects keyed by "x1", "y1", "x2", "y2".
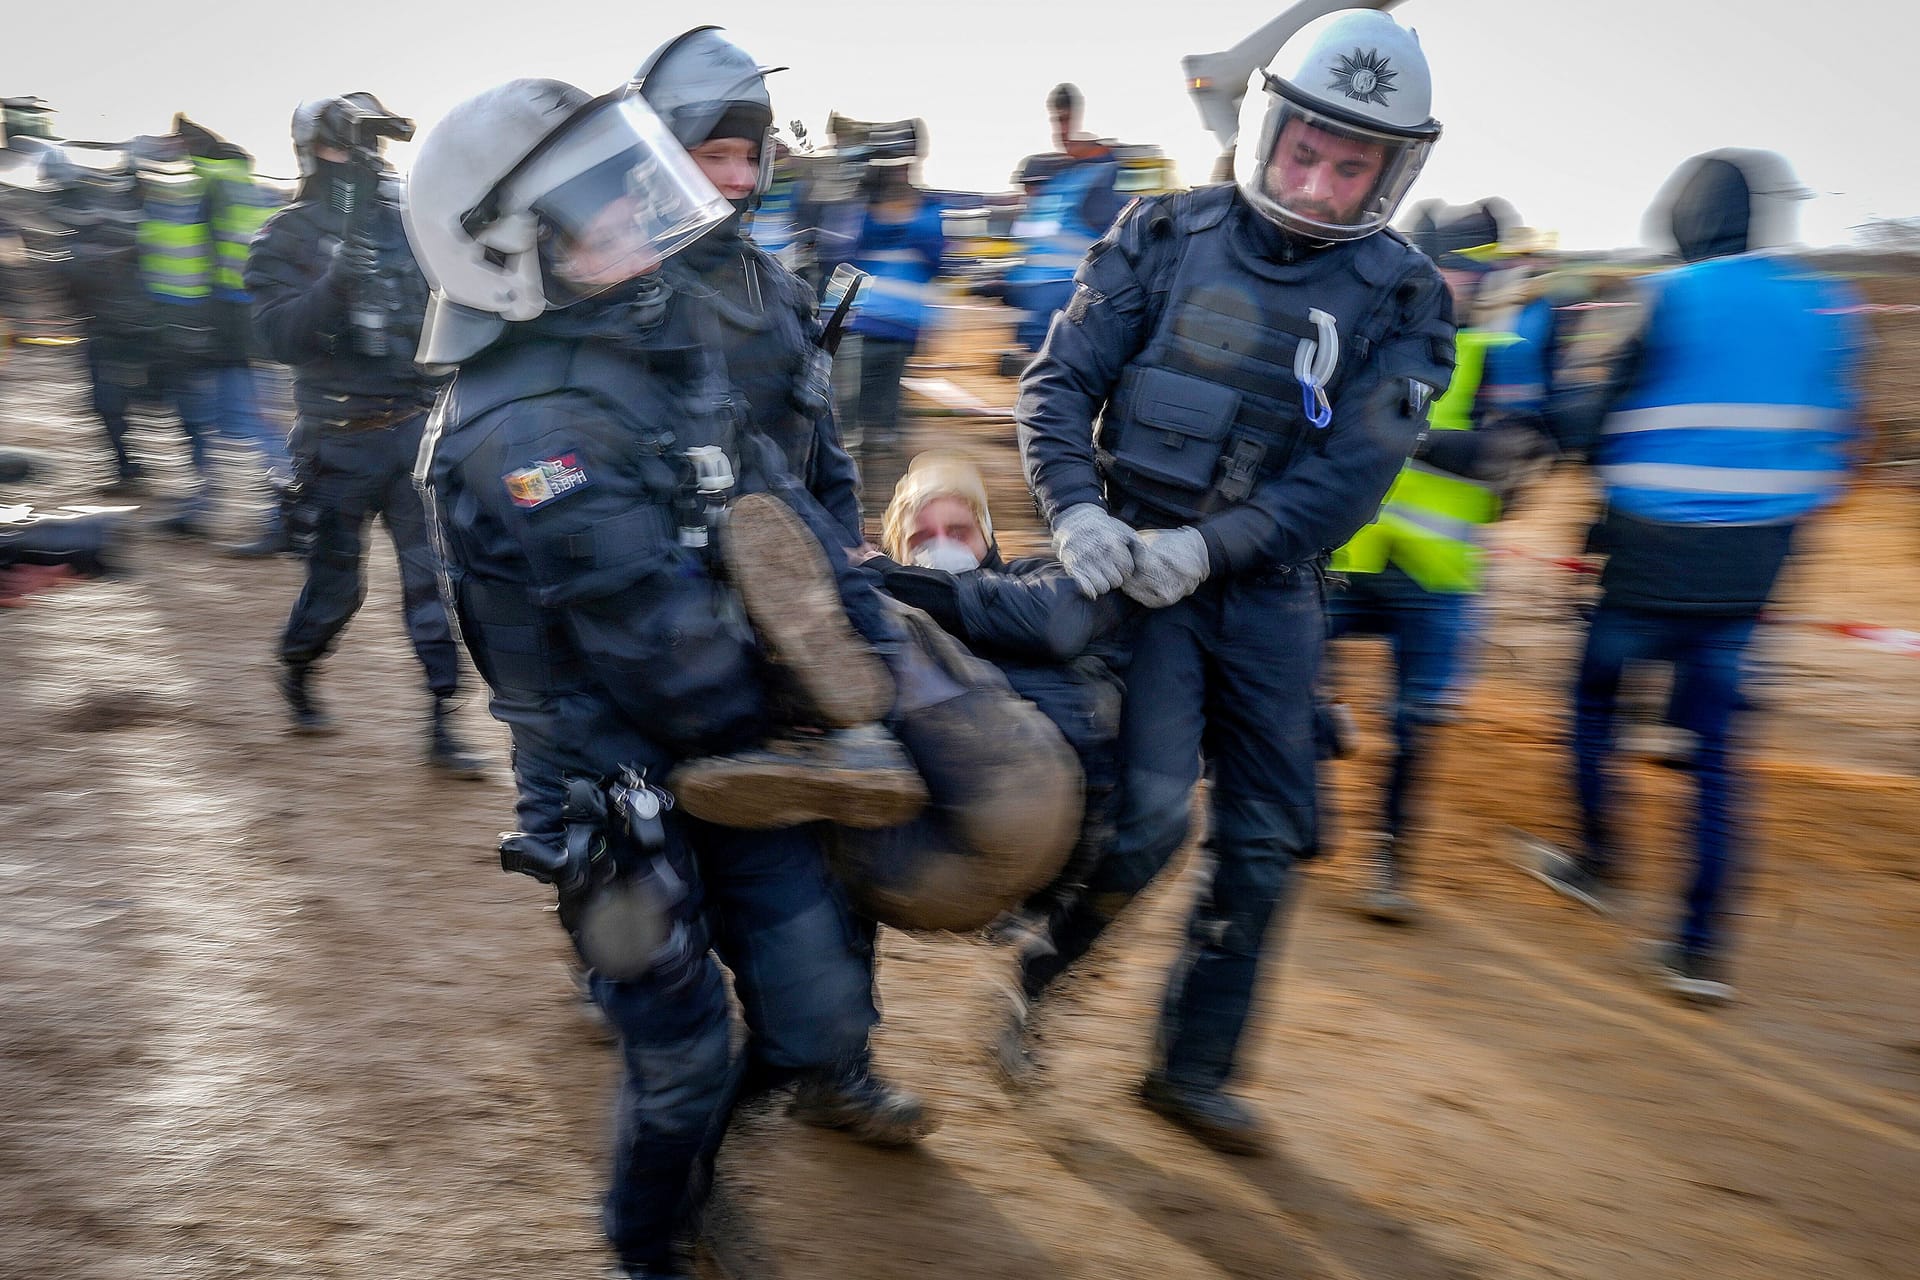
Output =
[{"x1": 326, "y1": 235, "x2": 378, "y2": 296}]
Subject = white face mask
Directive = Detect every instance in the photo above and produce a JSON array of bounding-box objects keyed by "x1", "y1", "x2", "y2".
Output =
[{"x1": 909, "y1": 536, "x2": 981, "y2": 573}]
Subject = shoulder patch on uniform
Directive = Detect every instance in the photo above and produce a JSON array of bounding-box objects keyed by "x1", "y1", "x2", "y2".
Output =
[{"x1": 504, "y1": 452, "x2": 591, "y2": 509}]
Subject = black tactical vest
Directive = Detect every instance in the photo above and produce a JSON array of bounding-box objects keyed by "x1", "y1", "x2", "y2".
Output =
[{"x1": 1096, "y1": 189, "x2": 1424, "y2": 526}]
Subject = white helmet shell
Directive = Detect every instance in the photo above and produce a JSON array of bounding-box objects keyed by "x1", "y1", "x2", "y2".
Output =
[
  {"x1": 1235, "y1": 8, "x2": 1441, "y2": 242},
  {"x1": 404, "y1": 78, "x2": 730, "y2": 366}
]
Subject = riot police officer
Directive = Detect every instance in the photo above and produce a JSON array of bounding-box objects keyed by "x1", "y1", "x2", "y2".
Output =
[
  {"x1": 404, "y1": 79, "x2": 930, "y2": 1279},
  {"x1": 245, "y1": 92, "x2": 484, "y2": 775},
  {"x1": 1014, "y1": 8, "x2": 1455, "y2": 1154},
  {"x1": 632, "y1": 26, "x2": 864, "y2": 544}
]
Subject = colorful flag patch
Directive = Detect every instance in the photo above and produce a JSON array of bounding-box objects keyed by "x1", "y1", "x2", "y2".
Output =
[{"x1": 504, "y1": 453, "x2": 591, "y2": 509}]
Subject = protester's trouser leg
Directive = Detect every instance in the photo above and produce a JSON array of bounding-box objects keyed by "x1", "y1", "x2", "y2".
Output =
[
  {"x1": 1573, "y1": 603, "x2": 1664, "y2": 875},
  {"x1": 210, "y1": 364, "x2": 293, "y2": 527},
  {"x1": 1155, "y1": 572, "x2": 1319, "y2": 1089},
  {"x1": 694, "y1": 820, "x2": 878, "y2": 1089},
  {"x1": 1670, "y1": 615, "x2": 1756, "y2": 956},
  {"x1": 164, "y1": 368, "x2": 219, "y2": 515},
  {"x1": 373, "y1": 416, "x2": 461, "y2": 696},
  {"x1": 853, "y1": 336, "x2": 913, "y2": 454}
]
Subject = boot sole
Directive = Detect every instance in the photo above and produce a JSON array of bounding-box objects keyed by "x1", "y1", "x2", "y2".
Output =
[
  {"x1": 669, "y1": 758, "x2": 927, "y2": 830},
  {"x1": 723, "y1": 493, "x2": 892, "y2": 728},
  {"x1": 1138, "y1": 1082, "x2": 1271, "y2": 1157},
  {"x1": 788, "y1": 1099, "x2": 937, "y2": 1147}
]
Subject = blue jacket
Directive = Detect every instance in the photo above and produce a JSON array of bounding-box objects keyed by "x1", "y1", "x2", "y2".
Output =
[
  {"x1": 847, "y1": 197, "x2": 947, "y2": 344},
  {"x1": 1573, "y1": 253, "x2": 1866, "y2": 613}
]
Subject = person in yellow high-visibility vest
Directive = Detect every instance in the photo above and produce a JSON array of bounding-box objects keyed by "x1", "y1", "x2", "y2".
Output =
[{"x1": 1324, "y1": 199, "x2": 1558, "y2": 923}]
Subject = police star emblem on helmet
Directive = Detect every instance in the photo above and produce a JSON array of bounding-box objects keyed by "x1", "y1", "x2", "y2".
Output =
[{"x1": 1328, "y1": 49, "x2": 1398, "y2": 106}]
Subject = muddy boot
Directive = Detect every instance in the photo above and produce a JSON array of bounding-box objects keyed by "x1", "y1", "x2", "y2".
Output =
[
  {"x1": 1139, "y1": 1074, "x2": 1272, "y2": 1157},
  {"x1": 721, "y1": 491, "x2": 892, "y2": 728},
  {"x1": 668, "y1": 726, "x2": 927, "y2": 829},
  {"x1": 428, "y1": 695, "x2": 489, "y2": 779},
  {"x1": 789, "y1": 1058, "x2": 937, "y2": 1147},
  {"x1": 1362, "y1": 835, "x2": 1418, "y2": 924},
  {"x1": 278, "y1": 661, "x2": 336, "y2": 736}
]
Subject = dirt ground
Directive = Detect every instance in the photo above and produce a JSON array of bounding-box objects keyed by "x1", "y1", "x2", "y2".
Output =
[{"x1": 3, "y1": 283, "x2": 1919, "y2": 1280}]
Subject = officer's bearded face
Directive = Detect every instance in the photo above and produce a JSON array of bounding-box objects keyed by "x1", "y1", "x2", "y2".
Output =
[{"x1": 1265, "y1": 117, "x2": 1387, "y2": 227}]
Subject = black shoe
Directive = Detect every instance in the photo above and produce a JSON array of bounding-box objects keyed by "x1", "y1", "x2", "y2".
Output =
[
  {"x1": 428, "y1": 695, "x2": 489, "y2": 779},
  {"x1": 224, "y1": 527, "x2": 291, "y2": 558},
  {"x1": 789, "y1": 1059, "x2": 937, "y2": 1147},
  {"x1": 1138, "y1": 1073, "x2": 1271, "y2": 1157},
  {"x1": 278, "y1": 663, "x2": 337, "y2": 735},
  {"x1": 1517, "y1": 835, "x2": 1614, "y2": 917},
  {"x1": 1361, "y1": 836, "x2": 1418, "y2": 924},
  {"x1": 1646, "y1": 941, "x2": 1735, "y2": 1007}
]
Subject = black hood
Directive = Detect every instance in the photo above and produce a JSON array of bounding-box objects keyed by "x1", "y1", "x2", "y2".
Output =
[{"x1": 1669, "y1": 156, "x2": 1752, "y2": 263}]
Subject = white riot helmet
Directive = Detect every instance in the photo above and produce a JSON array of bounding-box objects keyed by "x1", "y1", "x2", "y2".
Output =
[
  {"x1": 1234, "y1": 8, "x2": 1441, "y2": 243},
  {"x1": 404, "y1": 78, "x2": 732, "y2": 367},
  {"x1": 631, "y1": 26, "x2": 786, "y2": 203}
]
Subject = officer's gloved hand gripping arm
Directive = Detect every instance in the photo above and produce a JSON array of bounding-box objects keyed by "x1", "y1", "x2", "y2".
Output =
[
  {"x1": 1194, "y1": 272, "x2": 1457, "y2": 577},
  {"x1": 1016, "y1": 213, "x2": 1164, "y2": 598},
  {"x1": 469, "y1": 402, "x2": 769, "y2": 755}
]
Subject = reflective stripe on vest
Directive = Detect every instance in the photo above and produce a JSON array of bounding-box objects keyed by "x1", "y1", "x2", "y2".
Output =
[
  {"x1": 196, "y1": 157, "x2": 280, "y2": 300},
  {"x1": 138, "y1": 168, "x2": 212, "y2": 303},
  {"x1": 1333, "y1": 328, "x2": 1512, "y2": 592}
]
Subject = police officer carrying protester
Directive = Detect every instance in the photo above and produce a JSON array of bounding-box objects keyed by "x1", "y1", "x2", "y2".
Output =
[
  {"x1": 632, "y1": 26, "x2": 865, "y2": 545},
  {"x1": 405, "y1": 78, "x2": 933, "y2": 1279},
  {"x1": 1014, "y1": 9, "x2": 1455, "y2": 1154},
  {"x1": 245, "y1": 93, "x2": 485, "y2": 775}
]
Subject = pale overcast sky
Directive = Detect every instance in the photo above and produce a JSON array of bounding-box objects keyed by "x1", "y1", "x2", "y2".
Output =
[{"x1": 18, "y1": 0, "x2": 1917, "y2": 248}]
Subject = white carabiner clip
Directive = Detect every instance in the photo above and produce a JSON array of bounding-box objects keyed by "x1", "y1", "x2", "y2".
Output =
[{"x1": 1293, "y1": 308, "x2": 1340, "y2": 429}]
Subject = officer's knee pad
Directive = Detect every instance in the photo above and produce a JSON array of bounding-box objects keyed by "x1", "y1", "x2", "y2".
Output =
[{"x1": 1116, "y1": 769, "x2": 1197, "y2": 866}]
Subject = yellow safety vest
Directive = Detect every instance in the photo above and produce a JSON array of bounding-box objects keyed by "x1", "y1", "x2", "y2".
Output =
[{"x1": 1332, "y1": 328, "x2": 1517, "y2": 592}]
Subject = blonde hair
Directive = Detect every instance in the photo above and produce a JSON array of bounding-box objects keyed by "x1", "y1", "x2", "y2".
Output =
[{"x1": 881, "y1": 451, "x2": 994, "y2": 561}]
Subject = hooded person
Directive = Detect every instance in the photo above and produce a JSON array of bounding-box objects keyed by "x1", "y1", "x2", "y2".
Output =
[{"x1": 1522, "y1": 150, "x2": 1866, "y2": 1007}]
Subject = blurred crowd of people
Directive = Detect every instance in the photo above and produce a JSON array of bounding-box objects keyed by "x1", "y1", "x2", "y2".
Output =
[{"x1": 0, "y1": 9, "x2": 1872, "y2": 1276}]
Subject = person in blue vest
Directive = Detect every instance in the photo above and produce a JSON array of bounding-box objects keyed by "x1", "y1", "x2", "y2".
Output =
[
  {"x1": 1324, "y1": 198, "x2": 1555, "y2": 924},
  {"x1": 1004, "y1": 84, "x2": 1127, "y2": 353},
  {"x1": 1016, "y1": 9, "x2": 1454, "y2": 1154},
  {"x1": 842, "y1": 144, "x2": 946, "y2": 472},
  {"x1": 1524, "y1": 149, "x2": 1866, "y2": 1006}
]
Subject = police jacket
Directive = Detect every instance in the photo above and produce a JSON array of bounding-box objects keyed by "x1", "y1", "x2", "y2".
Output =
[
  {"x1": 420, "y1": 284, "x2": 778, "y2": 841},
  {"x1": 1018, "y1": 184, "x2": 1455, "y2": 579},
  {"x1": 1562, "y1": 254, "x2": 1864, "y2": 615},
  {"x1": 866, "y1": 549, "x2": 1127, "y2": 764},
  {"x1": 669, "y1": 218, "x2": 864, "y2": 544},
  {"x1": 246, "y1": 174, "x2": 433, "y2": 425}
]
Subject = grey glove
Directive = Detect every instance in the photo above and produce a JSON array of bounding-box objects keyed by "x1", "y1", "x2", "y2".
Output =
[
  {"x1": 1122, "y1": 526, "x2": 1210, "y2": 609},
  {"x1": 1052, "y1": 502, "x2": 1142, "y2": 599}
]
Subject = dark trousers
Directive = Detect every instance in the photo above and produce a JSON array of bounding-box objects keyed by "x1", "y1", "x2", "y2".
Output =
[
  {"x1": 1040, "y1": 571, "x2": 1321, "y2": 1090},
  {"x1": 852, "y1": 334, "x2": 913, "y2": 458},
  {"x1": 280, "y1": 413, "x2": 459, "y2": 694},
  {"x1": 1574, "y1": 603, "x2": 1758, "y2": 957},
  {"x1": 693, "y1": 820, "x2": 879, "y2": 1087},
  {"x1": 84, "y1": 342, "x2": 139, "y2": 481},
  {"x1": 1323, "y1": 565, "x2": 1471, "y2": 845}
]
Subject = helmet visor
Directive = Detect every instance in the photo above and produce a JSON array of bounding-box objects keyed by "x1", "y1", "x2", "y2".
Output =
[
  {"x1": 504, "y1": 97, "x2": 731, "y2": 307},
  {"x1": 1236, "y1": 90, "x2": 1433, "y2": 242}
]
